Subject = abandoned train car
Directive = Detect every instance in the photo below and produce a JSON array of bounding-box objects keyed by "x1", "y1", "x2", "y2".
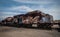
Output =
[{"x1": 1, "y1": 10, "x2": 53, "y2": 28}]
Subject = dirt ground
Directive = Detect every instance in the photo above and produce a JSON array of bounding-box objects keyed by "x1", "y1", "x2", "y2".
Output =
[{"x1": 0, "y1": 26, "x2": 60, "y2": 37}]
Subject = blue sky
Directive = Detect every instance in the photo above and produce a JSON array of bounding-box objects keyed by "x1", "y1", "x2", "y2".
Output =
[{"x1": 0, "y1": 0, "x2": 60, "y2": 21}]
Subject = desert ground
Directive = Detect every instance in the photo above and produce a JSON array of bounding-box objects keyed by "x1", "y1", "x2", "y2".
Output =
[{"x1": 0, "y1": 26, "x2": 60, "y2": 37}]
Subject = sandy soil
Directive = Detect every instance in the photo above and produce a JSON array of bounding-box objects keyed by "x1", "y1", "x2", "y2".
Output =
[{"x1": 0, "y1": 26, "x2": 60, "y2": 37}]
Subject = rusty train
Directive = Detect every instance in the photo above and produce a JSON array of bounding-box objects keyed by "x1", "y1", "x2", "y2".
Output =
[{"x1": 1, "y1": 10, "x2": 53, "y2": 28}]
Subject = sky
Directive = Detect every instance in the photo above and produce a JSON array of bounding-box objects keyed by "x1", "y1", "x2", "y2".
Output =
[{"x1": 0, "y1": 0, "x2": 60, "y2": 21}]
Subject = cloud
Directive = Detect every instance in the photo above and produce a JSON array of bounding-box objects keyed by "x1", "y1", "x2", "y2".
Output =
[
  {"x1": 0, "y1": 5, "x2": 33, "y2": 21},
  {"x1": 13, "y1": 0, "x2": 57, "y2": 5},
  {"x1": 47, "y1": 8, "x2": 60, "y2": 20},
  {"x1": 9, "y1": 5, "x2": 60, "y2": 20},
  {"x1": 0, "y1": 14, "x2": 13, "y2": 21},
  {"x1": 0, "y1": 5, "x2": 33, "y2": 16},
  {"x1": 0, "y1": 5, "x2": 60, "y2": 20},
  {"x1": 0, "y1": 0, "x2": 60, "y2": 20},
  {"x1": 0, "y1": 11, "x2": 25, "y2": 20},
  {"x1": 9, "y1": 5, "x2": 33, "y2": 12},
  {"x1": 1, "y1": 12, "x2": 22, "y2": 15},
  {"x1": 31, "y1": 4, "x2": 60, "y2": 20}
]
